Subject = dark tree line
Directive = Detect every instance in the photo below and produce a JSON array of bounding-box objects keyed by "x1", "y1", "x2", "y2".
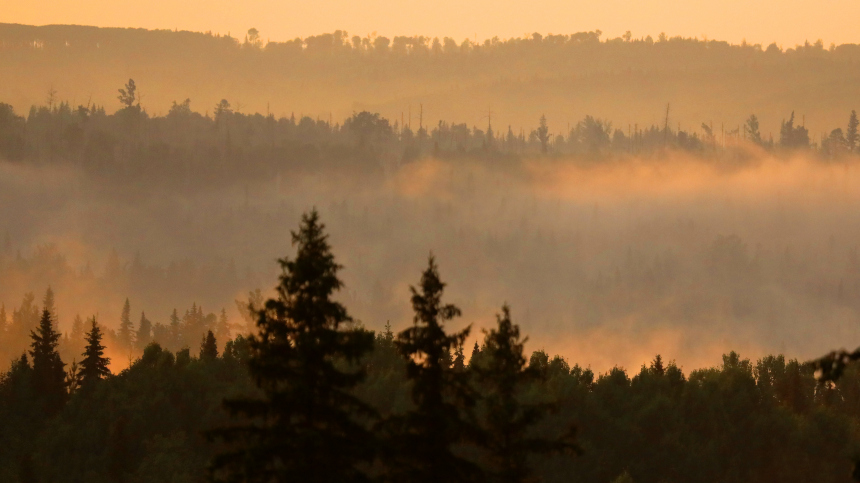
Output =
[
  {"x1": 2, "y1": 211, "x2": 860, "y2": 482},
  {"x1": 3, "y1": 85, "x2": 860, "y2": 195}
]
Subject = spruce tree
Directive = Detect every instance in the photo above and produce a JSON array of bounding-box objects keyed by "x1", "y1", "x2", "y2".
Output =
[
  {"x1": 80, "y1": 317, "x2": 111, "y2": 386},
  {"x1": 169, "y1": 308, "x2": 181, "y2": 351},
  {"x1": 385, "y1": 255, "x2": 481, "y2": 483},
  {"x1": 117, "y1": 298, "x2": 134, "y2": 353},
  {"x1": 211, "y1": 210, "x2": 375, "y2": 483},
  {"x1": 29, "y1": 307, "x2": 66, "y2": 415},
  {"x1": 473, "y1": 305, "x2": 580, "y2": 483},
  {"x1": 135, "y1": 311, "x2": 152, "y2": 351},
  {"x1": 43, "y1": 286, "x2": 57, "y2": 329},
  {"x1": 200, "y1": 330, "x2": 218, "y2": 360}
]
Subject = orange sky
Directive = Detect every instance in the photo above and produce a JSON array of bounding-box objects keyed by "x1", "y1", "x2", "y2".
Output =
[{"x1": 5, "y1": 0, "x2": 860, "y2": 47}]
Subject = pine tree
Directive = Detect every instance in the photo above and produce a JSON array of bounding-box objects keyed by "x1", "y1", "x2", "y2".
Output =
[
  {"x1": 135, "y1": 311, "x2": 152, "y2": 351},
  {"x1": 117, "y1": 298, "x2": 134, "y2": 353},
  {"x1": 211, "y1": 210, "x2": 376, "y2": 483},
  {"x1": 453, "y1": 344, "x2": 466, "y2": 371},
  {"x1": 43, "y1": 286, "x2": 57, "y2": 329},
  {"x1": 473, "y1": 305, "x2": 580, "y2": 483},
  {"x1": 385, "y1": 255, "x2": 481, "y2": 483},
  {"x1": 215, "y1": 308, "x2": 231, "y2": 342},
  {"x1": 848, "y1": 110, "x2": 859, "y2": 153},
  {"x1": 200, "y1": 330, "x2": 218, "y2": 359},
  {"x1": 80, "y1": 317, "x2": 111, "y2": 386},
  {"x1": 65, "y1": 359, "x2": 81, "y2": 394},
  {"x1": 29, "y1": 307, "x2": 66, "y2": 415},
  {"x1": 168, "y1": 308, "x2": 181, "y2": 351},
  {"x1": 470, "y1": 341, "x2": 482, "y2": 367}
]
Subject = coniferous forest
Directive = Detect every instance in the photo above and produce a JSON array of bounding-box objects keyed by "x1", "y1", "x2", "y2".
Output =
[{"x1": 6, "y1": 21, "x2": 860, "y2": 483}]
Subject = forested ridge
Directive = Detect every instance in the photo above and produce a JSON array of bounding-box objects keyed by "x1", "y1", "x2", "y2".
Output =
[
  {"x1": 3, "y1": 23, "x2": 860, "y2": 137},
  {"x1": 1, "y1": 211, "x2": 860, "y2": 483},
  {"x1": 2, "y1": 79, "x2": 860, "y2": 192}
]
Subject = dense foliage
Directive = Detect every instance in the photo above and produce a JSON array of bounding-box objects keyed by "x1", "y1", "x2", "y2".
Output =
[{"x1": 1, "y1": 212, "x2": 860, "y2": 483}]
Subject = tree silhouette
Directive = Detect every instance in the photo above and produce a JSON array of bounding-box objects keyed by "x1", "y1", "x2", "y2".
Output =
[
  {"x1": 200, "y1": 330, "x2": 218, "y2": 360},
  {"x1": 211, "y1": 210, "x2": 376, "y2": 483},
  {"x1": 473, "y1": 305, "x2": 581, "y2": 483},
  {"x1": 80, "y1": 317, "x2": 111, "y2": 386},
  {"x1": 29, "y1": 307, "x2": 66, "y2": 415},
  {"x1": 384, "y1": 255, "x2": 480, "y2": 483},
  {"x1": 117, "y1": 298, "x2": 134, "y2": 354},
  {"x1": 117, "y1": 79, "x2": 136, "y2": 108}
]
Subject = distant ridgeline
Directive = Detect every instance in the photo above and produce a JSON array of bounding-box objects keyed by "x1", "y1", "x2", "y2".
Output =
[
  {"x1": 2, "y1": 23, "x2": 860, "y2": 139},
  {"x1": 0, "y1": 83, "x2": 858, "y2": 186}
]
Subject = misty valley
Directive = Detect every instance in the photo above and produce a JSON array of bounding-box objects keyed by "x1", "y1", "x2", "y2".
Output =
[{"x1": 4, "y1": 23, "x2": 860, "y2": 483}]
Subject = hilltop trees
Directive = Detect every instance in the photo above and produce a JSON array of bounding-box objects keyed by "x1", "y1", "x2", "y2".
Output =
[{"x1": 211, "y1": 210, "x2": 375, "y2": 483}]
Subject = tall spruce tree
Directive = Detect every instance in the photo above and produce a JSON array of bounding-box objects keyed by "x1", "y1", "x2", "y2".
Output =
[
  {"x1": 80, "y1": 317, "x2": 111, "y2": 386},
  {"x1": 29, "y1": 307, "x2": 66, "y2": 415},
  {"x1": 473, "y1": 305, "x2": 580, "y2": 483},
  {"x1": 117, "y1": 298, "x2": 134, "y2": 353},
  {"x1": 200, "y1": 330, "x2": 218, "y2": 360},
  {"x1": 385, "y1": 255, "x2": 480, "y2": 483},
  {"x1": 135, "y1": 311, "x2": 152, "y2": 351},
  {"x1": 211, "y1": 210, "x2": 375, "y2": 483}
]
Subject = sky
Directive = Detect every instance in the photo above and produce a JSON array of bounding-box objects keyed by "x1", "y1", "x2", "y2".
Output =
[{"x1": 5, "y1": 0, "x2": 860, "y2": 47}]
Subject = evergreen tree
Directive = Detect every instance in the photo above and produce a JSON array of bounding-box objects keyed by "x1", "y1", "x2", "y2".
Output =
[
  {"x1": 80, "y1": 317, "x2": 111, "y2": 386},
  {"x1": 453, "y1": 344, "x2": 466, "y2": 371},
  {"x1": 848, "y1": 110, "x2": 859, "y2": 153},
  {"x1": 385, "y1": 255, "x2": 480, "y2": 483},
  {"x1": 473, "y1": 305, "x2": 580, "y2": 483},
  {"x1": 215, "y1": 308, "x2": 231, "y2": 343},
  {"x1": 117, "y1": 298, "x2": 134, "y2": 353},
  {"x1": 135, "y1": 311, "x2": 152, "y2": 351},
  {"x1": 168, "y1": 308, "x2": 181, "y2": 351},
  {"x1": 43, "y1": 287, "x2": 57, "y2": 329},
  {"x1": 29, "y1": 308, "x2": 66, "y2": 415},
  {"x1": 199, "y1": 330, "x2": 218, "y2": 360},
  {"x1": 211, "y1": 210, "x2": 375, "y2": 483},
  {"x1": 470, "y1": 341, "x2": 482, "y2": 367}
]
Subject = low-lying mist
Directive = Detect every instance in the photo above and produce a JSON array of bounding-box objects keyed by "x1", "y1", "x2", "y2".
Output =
[{"x1": 2, "y1": 152, "x2": 859, "y2": 372}]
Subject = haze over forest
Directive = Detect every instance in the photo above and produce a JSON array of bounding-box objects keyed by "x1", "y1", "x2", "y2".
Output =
[
  {"x1": 8, "y1": 16, "x2": 860, "y2": 483},
  {"x1": 2, "y1": 23, "x2": 860, "y2": 372}
]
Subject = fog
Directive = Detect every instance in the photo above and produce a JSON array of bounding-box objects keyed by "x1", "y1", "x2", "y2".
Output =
[{"x1": 2, "y1": 150, "x2": 859, "y2": 371}]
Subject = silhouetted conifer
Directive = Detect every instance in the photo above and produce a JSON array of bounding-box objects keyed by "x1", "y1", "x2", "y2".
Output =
[
  {"x1": 80, "y1": 317, "x2": 111, "y2": 386},
  {"x1": 384, "y1": 255, "x2": 480, "y2": 483},
  {"x1": 29, "y1": 308, "x2": 66, "y2": 414},
  {"x1": 200, "y1": 330, "x2": 218, "y2": 360},
  {"x1": 135, "y1": 311, "x2": 152, "y2": 351},
  {"x1": 211, "y1": 210, "x2": 375, "y2": 483},
  {"x1": 473, "y1": 305, "x2": 580, "y2": 483},
  {"x1": 117, "y1": 298, "x2": 134, "y2": 353}
]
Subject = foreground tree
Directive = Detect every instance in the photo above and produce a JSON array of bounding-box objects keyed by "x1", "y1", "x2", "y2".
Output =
[
  {"x1": 29, "y1": 308, "x2": 66, "y2": 415},
  {"x1": 79, "y1": 317, "x2": 111, "y2": 387},
  {"x1": 211, "y1": 210, "x2": 375, "y2": 482},
  {"x1": 473, "y1": 305, "x2": 580, "y2": 483},
  {"x1": 384, "y1": 256, "x2": 480, "y2": 483}
]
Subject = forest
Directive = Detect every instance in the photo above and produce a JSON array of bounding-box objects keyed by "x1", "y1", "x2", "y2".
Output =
[
  {"x1": 3, "y1": 23, "x2": 860, "y2": 139},
  {"x1": 5, "y1": 22, "x2": 860, "y2": 483},
  {"x1": 2, "y1": 209, "x2": 860, "y2": 483}
]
